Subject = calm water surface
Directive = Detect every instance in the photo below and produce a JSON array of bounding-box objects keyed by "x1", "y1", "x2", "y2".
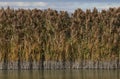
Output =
[{"x1": 0, "y1": 70, "x2": 119, "y2": 79}]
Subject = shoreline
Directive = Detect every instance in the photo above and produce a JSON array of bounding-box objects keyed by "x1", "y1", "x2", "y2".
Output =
[{"x1": 0, "y1": 60, "x2": 119, "y2": 70}]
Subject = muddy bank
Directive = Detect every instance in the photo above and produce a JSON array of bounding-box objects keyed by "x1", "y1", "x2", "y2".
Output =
[{"x1": 0, "y1": 60, "x2": 119, "y2": 70}]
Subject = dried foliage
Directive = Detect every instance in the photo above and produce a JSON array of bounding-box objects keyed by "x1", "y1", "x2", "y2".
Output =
[{"x1": 0, "y1": 7, "x2": 120, "y2": 64}]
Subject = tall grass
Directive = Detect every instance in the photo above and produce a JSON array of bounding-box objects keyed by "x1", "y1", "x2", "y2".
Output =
[{"x1": 0, "y1": 7, "x2": 120, "y2": 65}]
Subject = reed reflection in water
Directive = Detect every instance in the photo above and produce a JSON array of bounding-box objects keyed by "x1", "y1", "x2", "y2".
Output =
[{"x1": 0, "y1": 70, "x2": 119, "y2": 79}]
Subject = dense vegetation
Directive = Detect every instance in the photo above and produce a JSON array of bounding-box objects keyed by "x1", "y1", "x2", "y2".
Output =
[{"x1": 0, "y1": 7, "x2": 120, "y2": 69}]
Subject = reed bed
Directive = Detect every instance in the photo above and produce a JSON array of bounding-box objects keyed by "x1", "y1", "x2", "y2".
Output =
[{"x1": 0, "y1": 7, "x2": 120, "y2": 69}]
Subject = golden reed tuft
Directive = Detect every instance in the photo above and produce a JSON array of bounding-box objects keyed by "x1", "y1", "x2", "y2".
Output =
[{"x1": 0, "y1": 7, "x2": 119, "y2": 64}]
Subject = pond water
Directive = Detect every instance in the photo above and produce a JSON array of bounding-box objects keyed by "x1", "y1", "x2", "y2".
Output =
[{"x1": 0, "y1": 70, "x2": 119, "y2": 79}]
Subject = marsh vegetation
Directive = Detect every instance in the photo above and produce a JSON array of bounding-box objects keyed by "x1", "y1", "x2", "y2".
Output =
[{"x1": 0, "y1": 7, "x2": 120, "y2": 69}]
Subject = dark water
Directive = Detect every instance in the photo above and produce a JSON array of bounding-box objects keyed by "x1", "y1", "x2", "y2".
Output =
[{"x1": 0, "y1": 70, "x2": 119, "y2": 79}]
